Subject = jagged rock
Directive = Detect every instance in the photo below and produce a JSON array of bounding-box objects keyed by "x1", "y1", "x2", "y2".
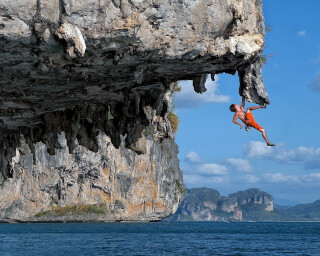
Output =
[
  {"x1": 55, "y1": 23, "x2": 86, "y2": 57},
  {"x1": 39, "y1": 0, "x2": 60, "y2": 23},
  {"x1": 0, "y1": 0, "x2": 268, "y2": 221},
  {"x1": 193, "y1": 74, "x2": 208, "y2": 94},
  {"x1": 238, "y1": 61, "x2": 270, "y2": 104},
  {"x1": 0, "y1": 16, "x2": 32, "y2": 40}
]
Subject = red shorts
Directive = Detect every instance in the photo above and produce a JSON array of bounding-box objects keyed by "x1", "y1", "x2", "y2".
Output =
[{"x1": 245, "y1": 112, "x2": 263, "y2": 130}]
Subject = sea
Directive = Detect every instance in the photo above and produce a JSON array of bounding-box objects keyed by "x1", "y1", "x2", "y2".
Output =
[{"x1": 0, "y1": 222, "x2": 319, "y2": 256}]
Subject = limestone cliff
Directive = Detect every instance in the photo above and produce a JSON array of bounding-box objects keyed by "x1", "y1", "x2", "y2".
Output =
[
  {"x1": 0, "y1": 0, "x2": 267, "y2": 221},
  {"x1": 1, "y1": 133, "x2": 184, "y2": 222},
  {"x1": 167, "y1": 188, "x2": 274, "y2": 222}
]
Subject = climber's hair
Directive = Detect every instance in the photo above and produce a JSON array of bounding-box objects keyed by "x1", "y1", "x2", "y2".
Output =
[{"x1": 229, "y1": 104, "x2": 236, "y2": 112}]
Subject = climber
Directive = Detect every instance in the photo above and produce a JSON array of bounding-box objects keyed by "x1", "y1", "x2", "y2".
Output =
[{"x1": 229, "y1": 96, "x2": 275, "y2": 146}]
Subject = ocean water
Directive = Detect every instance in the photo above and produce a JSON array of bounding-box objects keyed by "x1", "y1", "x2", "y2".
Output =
[{"x1": 0, "y1": 222, "x2": 319, "y2": 256}]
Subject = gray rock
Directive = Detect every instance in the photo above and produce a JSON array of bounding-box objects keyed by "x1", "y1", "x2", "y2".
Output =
[
  {"x1": 0, "y1": 0, "x2": 267, "y2": 147},
  {"x1": 55, "y1": 22, "x2": 86, "y2": 58},
  {"x1": 0, "y1": 132, "x2": 185, "y2": 222},
  {"x1": 193, "y1": 74, "x2": 208, "y2": 94},
  {"x1": 0, "y1": 0, "x2": 268, "y2": 221}
]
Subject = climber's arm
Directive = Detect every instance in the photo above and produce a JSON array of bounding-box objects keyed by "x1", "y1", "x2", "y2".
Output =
[
  {"x1": 232, "y1": 113, "x2": 243, "y2": 129},
  {"x1": 241, "y1": 96, "x2": 245, "y2": 108}
]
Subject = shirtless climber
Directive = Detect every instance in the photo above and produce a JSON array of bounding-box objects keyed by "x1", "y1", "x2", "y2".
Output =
[{"x1": 229, "y1": 97, "x2": 275, "y2": 146}]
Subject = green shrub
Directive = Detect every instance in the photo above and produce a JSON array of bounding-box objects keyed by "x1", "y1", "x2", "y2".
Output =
[
  {"x1": 144, "y1": 125, "x2": 154, "y2": 137},
  {"x1": 50, "y1": 198, "x2": 58, "y2": 206},
  {"x1": 168, "y1": 112, "x2": 179, "y2": 133},
  {"x1": 260, "y1": 54, "x2": 274, "y2": 67},
  {"x1": 35, "y1": 204, "x2": 109, "y2": 217},
  {"x1": 175, "y1": 180, "x2": 186, "y2": 194}
]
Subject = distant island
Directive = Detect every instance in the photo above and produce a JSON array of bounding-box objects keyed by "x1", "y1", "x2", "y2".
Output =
[{"x1": 165, "y1": 188, "x2": 320, "y2": 222}]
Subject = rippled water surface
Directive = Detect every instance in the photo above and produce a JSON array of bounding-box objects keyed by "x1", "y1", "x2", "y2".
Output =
[{"x1": 0, "y1": 222, "x2": 319, "y2": 255}]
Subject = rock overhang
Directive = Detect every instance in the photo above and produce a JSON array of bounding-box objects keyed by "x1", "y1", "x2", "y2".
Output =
[{"x1": 0, "y1": 0, "x2": 269, "y2": 172}]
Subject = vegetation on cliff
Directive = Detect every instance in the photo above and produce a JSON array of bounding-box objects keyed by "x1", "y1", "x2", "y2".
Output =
[
  {"x1": 35, "y1": 204, "x2": 109, "y2": 218},
  {"x1": 167, "y1": 113, "x2": 179, "y2": 133},
  {"x1": 283, "y1": 200, "x2": 320, "y2": 220}
]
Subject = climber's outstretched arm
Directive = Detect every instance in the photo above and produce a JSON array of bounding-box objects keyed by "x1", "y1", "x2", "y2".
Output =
[
  {"x1": 241, "y1": 96, "x2": 245, "y2": 108},
  {"x1": 247, "y1": 105, "x2": 266, "y2": 112}
]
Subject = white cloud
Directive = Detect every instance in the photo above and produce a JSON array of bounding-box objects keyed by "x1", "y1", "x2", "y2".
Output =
[
  {"x1": 288, "y1": 146, "x2": 320, "y2": 162},
  {"x1": 226, "y1": 158, "x2": 253, "y2": 172},
  {"x1": 302, "y1": 173, "x2": 320, "y2": 183},
  {"x1": 244, "y1": 141, "x2": 320, "y2": 170},
  {"x1": 197, "y1": 163, "x2": 228, "y2": 176},
  {"x1": 297, "y1": 30, "x2": 306, "y2": 37},
  {"x1": 184, "y1": 174, "x2": 228, "y2": 186},
  {"x1": 185, "y1": 151, "x2": 201, "y2": 163},
  {"x1": 262, "y1": 172, "x2": 320, "y2": 184},
  {"x1": 181, "y1": 142, "x2": 320, "y2": 195},
  {"x1": 243, "y1": 174, "x2": 260, "y2": 184},
  {"x1": 182, "y1": 161, "x2": 229, "y2": 188},
  {"x1": 309, "y1": 71, "x2": 320, "y2": 92},
  {"x1": 263, "y1": 173, "x2": 299, "y2": 183},
  {"x1": 243, "y1": 141, "x2": 275, "y2": 158},
  {"x1": 174, "y1": 76, "x2": 230, "y2": 108}
]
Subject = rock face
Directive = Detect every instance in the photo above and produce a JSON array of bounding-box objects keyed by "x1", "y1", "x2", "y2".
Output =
[
  {"x1": 168, "y1": 188, "x2": 274, "y2": 222},
  {"x1": 0, "y1": 132, "x2": 185, "y2": 222},
  {"x1": 0, "y1": 0, "x2": 267, "y2": 221}
]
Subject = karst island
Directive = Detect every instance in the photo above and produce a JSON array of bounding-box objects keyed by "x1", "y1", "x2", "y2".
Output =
[{"x1": 0, "y1": 0, "x2": 269, "y2": 222}]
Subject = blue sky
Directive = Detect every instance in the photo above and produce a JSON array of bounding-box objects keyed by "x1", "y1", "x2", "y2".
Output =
[{"x1": 174, "y1": 0, "x2": 320, "y2": 204}]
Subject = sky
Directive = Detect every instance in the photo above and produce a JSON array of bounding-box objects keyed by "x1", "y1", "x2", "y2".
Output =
[{"x1": 174, "y1": 0, "x2": 320, "y2": 205}]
